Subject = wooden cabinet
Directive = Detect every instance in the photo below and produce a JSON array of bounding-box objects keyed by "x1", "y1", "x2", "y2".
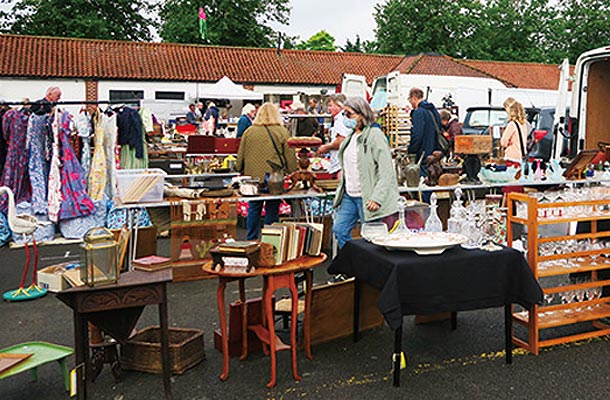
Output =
[{"x1": 507, "y1": 192, "x2": 610, "y2": 355}]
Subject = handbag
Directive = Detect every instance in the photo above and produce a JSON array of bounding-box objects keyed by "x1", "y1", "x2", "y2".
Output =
[
  {"x1": 427, "y1": 109, "x2": 450, "y2": 153},
  {"x1": 264, "y1": 126, "x2": 288, "y2": 173}
]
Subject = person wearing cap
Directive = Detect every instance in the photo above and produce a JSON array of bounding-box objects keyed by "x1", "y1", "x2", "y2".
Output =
[
  {"x1": 237, "y1": 103, "x2": 257, "y2": 138},
  {"x1": 30, "y1": 86, "x2": 62, "y2": 116},
  {"x1": 292, "y1": 101, "x2": 319, "y2": 137}
]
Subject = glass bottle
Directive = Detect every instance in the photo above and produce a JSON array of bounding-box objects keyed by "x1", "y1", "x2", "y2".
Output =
[{"x1": 425, "y1": 193, "x2": 443, "y2": 233}]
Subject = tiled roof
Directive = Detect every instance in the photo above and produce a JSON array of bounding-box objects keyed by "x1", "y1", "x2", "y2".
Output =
[
  {"x1": 0, "y1": 34, "x2": 567, "y2": 90},
  {"x1": 461, "y1": 59, "x2": 568, "y2": 90},
  {"x1": 0, "y1": 34, "x2": 403, "y2": 85}
]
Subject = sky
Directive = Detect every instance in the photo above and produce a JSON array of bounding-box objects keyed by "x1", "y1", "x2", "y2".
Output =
[{"x1": 272, "y1": 0, "x2": 381, "y2": 47}]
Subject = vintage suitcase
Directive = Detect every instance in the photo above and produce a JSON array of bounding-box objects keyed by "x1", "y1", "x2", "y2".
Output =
[
  {"x1": 148, "y1": 159, "x2": 186, "y2": 175},
  {"x1": 186, "y1": 135, "x2": 215, "y2": 154},
  {"x1": 214, "y1": 138, "x2": 240, "y2": 154}
]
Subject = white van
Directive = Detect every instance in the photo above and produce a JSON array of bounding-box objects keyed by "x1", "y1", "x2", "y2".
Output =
[{"x1": 570, "y1": 45, "x2": 610, "y2": 155}]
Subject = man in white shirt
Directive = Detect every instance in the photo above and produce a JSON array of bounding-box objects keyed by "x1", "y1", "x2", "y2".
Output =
[{"x1": 316, "y1": 94, "x2": 352, "y2": 177}]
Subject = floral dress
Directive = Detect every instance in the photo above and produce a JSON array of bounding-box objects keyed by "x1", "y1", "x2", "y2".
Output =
[
  {"x1": 75, "y1": 110, "x2": 93, "y2": 177},
  {"x1": 102, "y1": 112, "x2": 118, "y2": 198},
  {"x1": 0, "y1": 109, "x2": 31, "y2": 214},
  {"x1": 27, "y1": 113, "x2": 51, "y2": 215},
  {"x1": 58, "y1": 111, "x2": 95, "y2": 220},
  {"x1": 88, "y1": 112, "x2": 107, "y2": 202},
  {"x1": 47, "y1": 111, "x2": 62, "y2": 223}
]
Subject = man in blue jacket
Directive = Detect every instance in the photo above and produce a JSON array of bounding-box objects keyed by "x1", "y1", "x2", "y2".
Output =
[{"x1": 407, "y1": 87, "x2": 442, "y2": 177}]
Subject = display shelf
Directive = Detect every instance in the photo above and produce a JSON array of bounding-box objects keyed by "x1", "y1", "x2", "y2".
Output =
[{"x1": 507, "y1": 191, "x2": 610, "y2": 355}]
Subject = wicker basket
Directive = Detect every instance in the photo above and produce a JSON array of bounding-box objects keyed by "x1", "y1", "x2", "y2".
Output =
[{"x1": 122, "y1": 326, "x2": 205, "y2": 375}]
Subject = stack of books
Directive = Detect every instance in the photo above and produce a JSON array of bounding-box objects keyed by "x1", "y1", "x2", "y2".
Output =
[
  {"x1": 132, "y1": 255, "x2": 172, "y2": 272},
  {"x1": 260, "y1": 222, "x2": 323, "y2": 265}
]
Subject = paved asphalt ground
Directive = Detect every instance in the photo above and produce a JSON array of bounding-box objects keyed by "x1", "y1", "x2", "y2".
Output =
[{"x1": 2, "y1": 239, "x2": 610, "y2": 400}]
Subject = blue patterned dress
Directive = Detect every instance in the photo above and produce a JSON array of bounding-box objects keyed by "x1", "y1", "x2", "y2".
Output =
[
  {"x1": 27, "y1": 113, "x2": 50, "y2": 215},
  {"x1": 0, "y1": 109, "x2": 31, "y2": 214}
]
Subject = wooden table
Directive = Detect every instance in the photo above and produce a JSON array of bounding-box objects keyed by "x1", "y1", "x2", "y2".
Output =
[
  {"x1": 56, "y1": 270, "x2": 173, "y2": 400},
  {"x1": 203, "y1": 254, "x2": 327, "y2": 388}
]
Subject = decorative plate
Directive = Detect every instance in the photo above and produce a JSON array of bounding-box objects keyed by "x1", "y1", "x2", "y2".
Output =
[{"x1": 372, "y1": 232, "x2": 467, "y2": 255}]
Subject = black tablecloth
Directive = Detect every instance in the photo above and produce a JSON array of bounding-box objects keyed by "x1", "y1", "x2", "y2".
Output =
[{"x1": 328, "y1": 239, "x2": 543, "y2": 330}]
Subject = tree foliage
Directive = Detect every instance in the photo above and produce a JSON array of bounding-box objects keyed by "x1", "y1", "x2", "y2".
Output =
[
  {"x1": 0, "y1": 0, "x2": 156, "y2": 41},
  {"x1": 158, "y1": 0, "x2": 290, "y2": 47},
  {"x1": 372, "y1": 0, "x2": 610, "y2": 63},
  {"x1": 296, "y1": 30, "x2": 336, "y2": 51}
]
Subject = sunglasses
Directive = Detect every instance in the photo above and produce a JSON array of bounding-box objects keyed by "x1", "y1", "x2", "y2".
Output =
[{"x1": 343, "y1": 110, "x2": 357, "y2": 118}]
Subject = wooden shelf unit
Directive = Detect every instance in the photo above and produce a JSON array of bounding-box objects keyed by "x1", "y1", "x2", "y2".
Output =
[
  {"x1": 507, "y1": 192, "x2": 610, "y2": 354},
  {"x1": 381, "y1": 105, "x2": 411, "y2": 148}
]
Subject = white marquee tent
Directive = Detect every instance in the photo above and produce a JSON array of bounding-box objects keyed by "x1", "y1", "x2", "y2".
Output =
[{"x1": 199, "y1": 76, "x2": 263, "y2": 100}]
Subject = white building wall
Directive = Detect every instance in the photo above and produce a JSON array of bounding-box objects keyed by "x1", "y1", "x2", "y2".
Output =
[{"x1": 0, "y1": 78, "x2": 86, "y2": 102}]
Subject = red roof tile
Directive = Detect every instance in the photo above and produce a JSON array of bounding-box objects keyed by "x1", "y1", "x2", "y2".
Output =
[
  {"x1": 461, "y1": 59, "x2": 567, "y2": 90},
  {"x1": 0, "y1": 35, "x2": 568, "y2": 90},
  {"x1": 0, "y1": 34, "x2": 403, "y2": 85}
]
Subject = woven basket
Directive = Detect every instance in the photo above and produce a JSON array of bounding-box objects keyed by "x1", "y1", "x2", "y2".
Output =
[{"x1": 122, "y1": 326, "x2": 205, "y2": 375}]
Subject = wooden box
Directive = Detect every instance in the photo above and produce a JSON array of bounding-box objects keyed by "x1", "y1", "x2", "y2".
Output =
[
  {"x1": 455, "y1": 134, "x2": 493, "y2": 155},
  {"x1": 122, "y1": 326, "x2": 205, "y2": 375},
  {"x1": 214, "y1": 138, "x2": 240, "y2": 154},
  {"x1": 213, "y1": 297, "x2": 268, "y2": 357}
]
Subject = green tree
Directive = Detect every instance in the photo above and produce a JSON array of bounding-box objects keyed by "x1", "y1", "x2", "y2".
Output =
[
  {"x1": 0, "y1": 0, "x2": 156, "y2": 41},
  {"x1": 552, "y1": 0, "x2": 610, "y2": 63},
  {"x1": 373, "y1": 0, "x2": 481, "y2": 56},
  {"x1": 158, "y1": 0, "x2": 290, "y2": 47},
  {"x1": 296, "y1": 30, "x2": 336, "y2": 51},
  {"x1": 342, "y1": 35, "x2": 363, "y2": 52}
]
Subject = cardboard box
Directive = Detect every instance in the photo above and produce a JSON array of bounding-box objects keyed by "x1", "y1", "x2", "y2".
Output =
[{"x1": 37, "y1": 264, "x2": 71, "y2": 292}]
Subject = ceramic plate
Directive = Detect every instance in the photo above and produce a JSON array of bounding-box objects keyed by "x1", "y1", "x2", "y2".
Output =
[{"x1": 372, "y1": 232, "x2": 467, "y2": 255}]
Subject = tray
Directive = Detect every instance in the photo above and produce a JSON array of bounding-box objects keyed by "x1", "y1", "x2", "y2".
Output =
[
  {"x1": 372, "y1": 232, "x2": 467, "y2": 255},
  {"x1": 0, "y1": 341, "x2": 73, "y2": 379}
]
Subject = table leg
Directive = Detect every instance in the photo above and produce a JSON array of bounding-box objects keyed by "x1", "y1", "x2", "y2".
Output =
[
  {"x1": 505, "y1": 304, "x2": 512, "y2": 365},
  {"x1": 260, "y1": 277, "x2": 269, "y2": 356},
  {"x1": 239, "y1": 279, "x2": 248, "y2": 361},
  {"x1": 353, "y1": 277, "x2": 361, "y2": 342},
  {"x1": 288, "y1": 274, "x2": 302, "y2": 382},
  {"x1": 304, "y1": 269, "x2": 313, "y2": 360},
  {"x1": 264, "y1": 276, "x2": 277, "y2": 388},
  {"x1": 217, "y1": 278, "x2": 230, "y2": 381},
  {"x1": 393, "y1": 323, "x2": 403, "y2": 387},
  {"x1": 74, "y1": 310, "x2": 88, "y2": 400},
  {"x1": 159, "y1": 284, "x2": 172, "y2": 400}
]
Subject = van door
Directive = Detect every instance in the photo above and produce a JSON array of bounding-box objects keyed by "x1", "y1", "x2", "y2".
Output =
[
  {"x1": 552, "y1": 58, "x2": 571, "y2": 158},
  {"x1": 340, "y1": 74, "x2": 368, "y2": 99},
  {"x1": 571, "y1": 46, "x2": 610, "y2": 152},
  {"x1": 386, "y1": 71, "x2": 402, "y2": 107}
]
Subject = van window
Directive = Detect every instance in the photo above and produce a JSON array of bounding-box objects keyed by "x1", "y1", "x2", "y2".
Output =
[{"x1": 469, "y1": 110, "x2": 507, "y2": 127}]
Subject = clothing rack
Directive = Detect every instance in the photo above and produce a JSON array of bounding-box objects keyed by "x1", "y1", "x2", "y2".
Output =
[{"x1": 0, "y1": 99, "x2": 142, "y2": 107}]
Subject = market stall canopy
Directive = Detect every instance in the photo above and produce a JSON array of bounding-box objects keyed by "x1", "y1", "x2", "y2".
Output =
[{"x1": 199, "y1": 76, "x2": 263, "y2": 100}]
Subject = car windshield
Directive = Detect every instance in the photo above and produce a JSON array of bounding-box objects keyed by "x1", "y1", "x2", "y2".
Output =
[{"x1": 467, "y1": 110, "x2": 507, "y2": 127}]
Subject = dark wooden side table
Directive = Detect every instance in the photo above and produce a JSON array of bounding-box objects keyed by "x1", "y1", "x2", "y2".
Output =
[
  {"x1": 56, "y1": 269, "x2": 173, "y2": 400},
  {"x1": 203, "y1": 254, "x2": 327, "y2": 388}
]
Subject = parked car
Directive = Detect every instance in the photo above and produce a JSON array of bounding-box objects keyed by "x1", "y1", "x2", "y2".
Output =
[{"x1": 461, "y1": 106, "x2": 568, "y2": 161}]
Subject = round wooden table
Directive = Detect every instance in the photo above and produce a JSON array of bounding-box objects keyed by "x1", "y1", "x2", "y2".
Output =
[{"x1": 202, "y1": 254, "x2": 327, "y2": 388}]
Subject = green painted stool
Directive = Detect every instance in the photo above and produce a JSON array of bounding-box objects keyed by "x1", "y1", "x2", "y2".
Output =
[{"x1": 0, "y1": 341, "x2": 74, "y2": 391}]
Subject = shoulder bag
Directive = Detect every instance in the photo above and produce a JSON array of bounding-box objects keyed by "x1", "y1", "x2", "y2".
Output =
[
  {"x1": 426, "y1": 109, "x2": 450, "y2": 153},
  {"x1": 264, "y1": 126, "x2": 288, "y2": 173}
]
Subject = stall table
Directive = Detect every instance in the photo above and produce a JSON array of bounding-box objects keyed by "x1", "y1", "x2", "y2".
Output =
[
  {"x1": 203, "y1": 254, "x2": 327, "y2": 388},
  {"x1": 56, "y1": 269, "x2": 173, "y2": 400},
  {"x1": 328, "y1": 239, "x2": 543, "y2": 386}
]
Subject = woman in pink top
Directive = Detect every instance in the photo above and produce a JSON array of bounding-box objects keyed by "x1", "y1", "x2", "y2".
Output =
[{"x1": 500, "y1": 100, "x2": 528, "y2": 167}]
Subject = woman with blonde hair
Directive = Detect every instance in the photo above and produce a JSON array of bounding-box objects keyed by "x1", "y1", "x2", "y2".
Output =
[
  {"x1": 500, "y1": 100, "x2": 528, "y2": 167},
  {"x1": 236, "y1": 103, "x2": 297, "y2": 239}
]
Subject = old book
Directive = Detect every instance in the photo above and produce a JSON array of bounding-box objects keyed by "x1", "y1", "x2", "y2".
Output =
[
  {"x1": 216, "y1": 241, "x2": 259, "y2": 254},
  {"x1": 132, "y1": 255, "x2": 172, "y2": 271}
]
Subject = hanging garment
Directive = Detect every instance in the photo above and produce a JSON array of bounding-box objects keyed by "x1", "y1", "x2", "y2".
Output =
[
  {"x1": 58, "y1": 111, "x2": 95, "y2": 221},
  {"x1": 0, "y1": 210, "x2": 11, "y2": 246},
  {"x1": 102, "y1": 112, "x2": 118, "y2": 197},
  {"x1": 11, "y1": 202, "x2": 56, "y2": 245},
  {"x1": 117, "y1": 106, "x2": 144, "y2": 157},
  {"x1": 0, "y1": 108, "x2": 9, "y2": 179},
  {"x1": 59, "y1": 198, "x2": 107, "y2": 239},
  {"x1": 27, "y1": 113, "x2": 51, "y2": 215},
  {"x1": 76, "y1": 110, "x2": 93, "y2": 176},
  {"x1": 0, "y1": 109, "x2": 31, "y2": 214},
  {"x1": 88, "y1": 112, "x2": 107, "y2": 201},
  {"x1": 48, "y1": 111, "x2": 62, "y2": 223}
]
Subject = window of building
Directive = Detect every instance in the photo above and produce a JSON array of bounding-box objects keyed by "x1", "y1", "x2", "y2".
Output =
[
  {"x1": 109, "y1": 90, "x2": 144, "y2": 102},
  {"x1": 155, "y1": 91, "x2": 185, "y2": 101}
]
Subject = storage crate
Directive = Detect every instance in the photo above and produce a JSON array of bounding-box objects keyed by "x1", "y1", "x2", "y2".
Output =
[
  {"x1": 121, "y1": 326, "x2": 205, "y2": 375},
  {"x1": 116, "y1": 168, "x2": 166, "y2": 204},
  {"x1": 37, "y1": 263, "x2": 72, "y2": 292}
]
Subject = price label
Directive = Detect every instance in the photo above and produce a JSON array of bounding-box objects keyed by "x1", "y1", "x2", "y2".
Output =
[{"x1": 222, "y1": 256, "x2": 249, "y2": 267}]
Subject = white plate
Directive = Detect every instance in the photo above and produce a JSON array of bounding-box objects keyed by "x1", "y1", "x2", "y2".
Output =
[{"x1": 372, "y1": 232, "x2": 467, "y2": 255}]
